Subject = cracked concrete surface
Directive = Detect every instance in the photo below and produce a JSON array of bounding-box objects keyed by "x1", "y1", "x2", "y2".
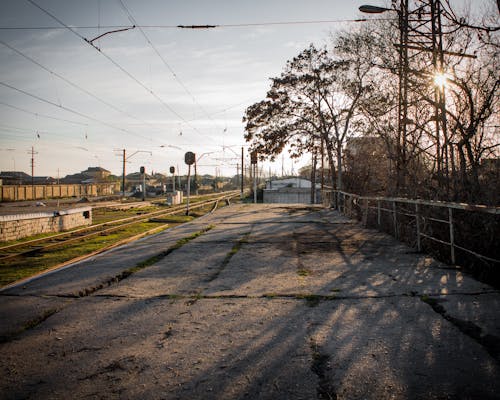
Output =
[{"x1": 1, "y1": 203, "x2": 499, "y2": 399}]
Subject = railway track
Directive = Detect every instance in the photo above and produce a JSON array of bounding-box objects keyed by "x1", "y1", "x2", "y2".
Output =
[{"x1": 0, "y1": 191, "x2": 239, "y2": 261}]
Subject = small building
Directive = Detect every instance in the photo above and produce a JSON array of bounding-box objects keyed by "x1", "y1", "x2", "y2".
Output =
[
  {"x1": 266, "y1": 178, "x2": 314, "y2": 190},
  {"x1": 0, "y1": 171, "x2": 56, "y2": 186},
  {"x1": 62, "y1": 167, "x2": 111, "y2": 184},
  {"x1": 83, "y1": 167, "x2": 111, "y2": 180},
  {"x1": 263, "y1": 178, "x2": 320, "y2": 204}
]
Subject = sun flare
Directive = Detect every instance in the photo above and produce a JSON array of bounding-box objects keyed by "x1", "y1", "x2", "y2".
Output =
[{"x1": 433, "y1": 72, "x2": 448, "y2": 88}]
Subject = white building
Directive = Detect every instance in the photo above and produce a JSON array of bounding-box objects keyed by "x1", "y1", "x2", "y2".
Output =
[{"x1": 263, "y1": 178, "x2": 321, "y2": 204}]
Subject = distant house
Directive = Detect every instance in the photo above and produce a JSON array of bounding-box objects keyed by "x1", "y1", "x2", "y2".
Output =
[
  {"x1": 82, "y1": 167, "x2": 111, "y2": 180},
  {"x1": 0, "y1": 171, "x2": 32, "y2": 185},
  {"x1": 0, "y1": 171, "x2": 56, "y2": 185},
  {"x1": 62, "y1": 167, "x2": 111, "y2": 184}
]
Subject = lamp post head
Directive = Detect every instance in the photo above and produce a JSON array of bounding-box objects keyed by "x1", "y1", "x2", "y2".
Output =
[{"x1": 359, "y1": 5, "x2": 392, "y2": 14}]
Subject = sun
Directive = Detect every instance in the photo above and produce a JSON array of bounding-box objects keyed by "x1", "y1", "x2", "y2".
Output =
[{"x1": 433, "y1": 72, "x2": 448, "y2": 88}]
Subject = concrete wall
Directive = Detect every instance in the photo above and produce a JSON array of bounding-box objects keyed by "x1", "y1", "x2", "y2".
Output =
[
  {"x1": 0, "y1": 207, "x2": 92, "y2": 242},
  {"x1": 0, "y1": 183, "x2": 120, "y2": 202},
  {"x1": 263, "y1": 188, "x2": 321, "y2": 204}
]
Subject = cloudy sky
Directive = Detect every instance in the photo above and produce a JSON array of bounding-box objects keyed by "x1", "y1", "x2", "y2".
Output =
[{"x1": 0, "y1": 0, "x2": 489, "y2": 178}]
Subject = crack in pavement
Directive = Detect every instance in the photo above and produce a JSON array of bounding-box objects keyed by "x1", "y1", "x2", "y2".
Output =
[{"x1": 420, "y1": 295, "x2": 500, "y2": 365}]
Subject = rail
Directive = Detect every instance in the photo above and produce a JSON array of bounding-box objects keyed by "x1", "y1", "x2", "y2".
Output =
[
  {"x1": 323, "y1": 190, "x2": 500, "y2": 268},
  {"x1": 0, "y1": 191, "x2": 239, "y2": 260}
]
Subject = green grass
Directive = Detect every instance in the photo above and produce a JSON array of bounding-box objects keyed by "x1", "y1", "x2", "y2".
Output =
[
  {"x1": 0, "y1": 194, "x2": 231, "y2": 287},
  {"x1": 0, "y1": 220, "x2": 168, "y2": 287},
  {"x1": 92, "y1": 206, "x2": 163, "y2": 224}
]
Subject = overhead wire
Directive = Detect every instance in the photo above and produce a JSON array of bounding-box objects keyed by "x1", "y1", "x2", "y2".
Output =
[
  {"x1": 0, "y1": 81, "x2": 151, "y2": 140},
  {"x1": 0, "y1": 39, "x2": 160, "y2": 133},
  {"x1": 0, "y1": 100, "x2": 88, "y2": 126},
  {"x1": 26, "y1": 0, "x2": 206, "y2": 139},
  {"x1": 0, "y1": 18, "x2": 370, "y2": 30},
  {"x1": 116, "y1": 0, "x2": 223, "y2": 137}
]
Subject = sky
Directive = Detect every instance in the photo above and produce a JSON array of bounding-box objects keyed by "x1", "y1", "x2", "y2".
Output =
[{"x1": 0, "y1": 0, "x2": 491, "y2": 178}]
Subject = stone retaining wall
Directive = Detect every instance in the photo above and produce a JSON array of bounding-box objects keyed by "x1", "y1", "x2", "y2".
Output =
[{"x1": 0, "y1": 207, "x2": 92, "y2": 242}]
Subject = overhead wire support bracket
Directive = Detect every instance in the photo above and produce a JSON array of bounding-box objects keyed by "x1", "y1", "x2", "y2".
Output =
[
  {"x1": 177, "y1": 25, "x2": 218, "y2": 29},
  {"x1": 85, "y1": 25, "x2": 136, "y2": 48}
]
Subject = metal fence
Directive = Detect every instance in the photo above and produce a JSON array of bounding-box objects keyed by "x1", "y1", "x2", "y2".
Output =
[{"x1": 323, "y1": 190, "x2": 500, "y2": 270}]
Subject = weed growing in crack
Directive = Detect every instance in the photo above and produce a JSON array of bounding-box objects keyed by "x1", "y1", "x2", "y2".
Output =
[
  {"x1": 0, "y1": 308, "x2": 59, "y2": 343},
  {"x1": 309, "y1": 338, "x2": 337, "y2": 400},
  {"x1": 207, "y1": 231, "x2": 250, "y2": 283}
]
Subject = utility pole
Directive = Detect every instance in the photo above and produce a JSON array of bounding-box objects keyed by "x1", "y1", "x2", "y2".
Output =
[
  {"x1": 28, "y1": 146, "x2": 38, "y2": 196},
  {"x1": 194, "y1": 157, "x2": 198, "y2": 195},
  {"x1": 236, "y1": 163, "x2": 240, "y2": 189},
  {"x1": 122, "y1": 149, "x2": 126, "y2": 197},
  {"x1": 251, "y1": 151, "x2": 258, "y2": 203},
  {"x1": 241, "y1": 147, "x2": 244, "y2": 198},
  {"x1": 115, "y1": 148, "x2": 151, "y2": 199}
]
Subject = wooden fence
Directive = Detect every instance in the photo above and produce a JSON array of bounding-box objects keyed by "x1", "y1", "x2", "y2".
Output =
[
  {"x1": 323, "y1": 190, "x2": 500, "y2": 272},
  {"x1": 0, "y1": 183, "x2": 121, "y2": 202}
]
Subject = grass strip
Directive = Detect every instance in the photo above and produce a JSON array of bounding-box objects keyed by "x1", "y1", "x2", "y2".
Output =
[
  {"x1": 206, "y1": 231, "x2": 251, "y2": 283},
  {"x1": 72, "y1": 225, "x2": 215, "y2": 298}
]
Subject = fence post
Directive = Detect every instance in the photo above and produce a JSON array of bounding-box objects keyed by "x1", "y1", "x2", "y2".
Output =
[
  {"x1": 393, "y1": 201, "x2": 397, "y2": 239},
  {"x1": 415, "y1": 203, "x2": 421, "y2": 252},
  {"x1": 362, "y1": 198, "x2": 369, "y2": 227},
  {"x1": 449, "y1": 207, "x2": 455, "y2": 264},
  {"x1": 377, "y1": 199, "x2": 381, "y2": 227}
]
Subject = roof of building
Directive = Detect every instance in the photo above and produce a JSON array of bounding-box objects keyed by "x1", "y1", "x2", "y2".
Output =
[{"x1": 85, "y1": 167, "x2": 110, "y2": 173}]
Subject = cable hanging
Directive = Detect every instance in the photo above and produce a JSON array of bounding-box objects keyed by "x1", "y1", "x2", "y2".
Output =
[
  {"x1": 26, "y1": 0, "x2": 201, "y2": 136},
  {"x1": 116, "y1": 0, "x2": 223, "y2": 135},
  {"x1": 0, "y1": 38, "x2": 159, "y2": 130},
  {"x1": 0, "y1": 81, "x2": 151, "y2": 140}
]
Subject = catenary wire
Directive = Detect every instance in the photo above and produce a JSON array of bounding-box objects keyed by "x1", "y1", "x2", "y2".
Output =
[
  {"x1": 0, "y1": 18, "x2": 371, "y2": 30},
  {"x1": 0, "y1": 39, "x2": 161, "y2": 132},
  {"x1": 116, "y1": 0, "x2": 223, "y2": 133},
  {"x1": 0, "y1": 100, "x2": 88, "y2": 126},
  {"x1": 26, "y1": 0, "x2": 208, "y2": 139},
  {"x1": 0, "y1": 81, "x2": 151, "y2": 140}
]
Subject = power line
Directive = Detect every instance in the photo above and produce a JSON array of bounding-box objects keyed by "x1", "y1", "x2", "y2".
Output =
[
  {"x1": 117, "y1": 0, "x2": 222, "y2": 132},
  {"x1": 26, "y1": 0, "x2": 203, "y2": 137},
  {"x1": 0, "y1": 39, "x2": 159, "y2": 132},
  {"x1": 0, "y1": 100, "x2": 88, "y2": 126},
  {"x1": 26, "y1": 0, "x2": 87, "y2": 40},
  {"x1": 0, "y1": 18, "x2": 369, "y2": 30},
  {"x1": 0, "y1": 81, "x2": 150, "y2": 139}
]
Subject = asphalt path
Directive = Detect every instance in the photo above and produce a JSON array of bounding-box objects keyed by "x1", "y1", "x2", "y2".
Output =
[{"x1": 1, "y1": 203, "x2": 499, "y2": 399}]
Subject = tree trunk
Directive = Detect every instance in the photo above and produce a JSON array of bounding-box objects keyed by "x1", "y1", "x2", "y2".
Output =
[
  {"x1": 323, "y1": 133, "x2": 337, "y2": 189},
  {"x1": 310, "y1": 151, "x2": 317, "y2": 204},
  {"x1": 464, "y1": 139, "x2": 481, "y2": 201},
  {"x1": 336, "y1": 143, "x2": 343, "y2": 191}
]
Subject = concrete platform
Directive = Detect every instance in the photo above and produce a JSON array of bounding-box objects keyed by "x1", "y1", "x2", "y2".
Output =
[{"x1": 1, "y1": 203, "x2": 499, "y2": 399}]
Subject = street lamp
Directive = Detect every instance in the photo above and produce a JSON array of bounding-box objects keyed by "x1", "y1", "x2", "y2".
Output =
[{"x1": 358, "y1": 5, "x2": 391, "y2": 13}]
